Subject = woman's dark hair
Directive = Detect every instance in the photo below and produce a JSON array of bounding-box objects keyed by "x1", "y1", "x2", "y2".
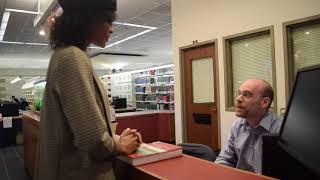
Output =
[{"x1": 50, "y1": 10, "x2": 116, "y2": 50}]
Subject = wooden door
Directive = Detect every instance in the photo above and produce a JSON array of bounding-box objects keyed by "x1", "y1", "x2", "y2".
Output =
[{"x1": 182, "y1": 42, "x2": 219, "y2": 150}]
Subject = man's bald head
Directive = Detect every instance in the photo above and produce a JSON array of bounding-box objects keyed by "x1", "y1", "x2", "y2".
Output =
[{"x1": 242, "y1": 79, "x2": 274, "y2": 109}]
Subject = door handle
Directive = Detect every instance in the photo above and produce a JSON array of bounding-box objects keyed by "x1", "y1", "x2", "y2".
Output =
[
  {"x1": 210, "y1": 108, "x2": 217, "y2": 111},
  {"x1": 193, "y1": 113, "x2": 211, "y2": 125}
]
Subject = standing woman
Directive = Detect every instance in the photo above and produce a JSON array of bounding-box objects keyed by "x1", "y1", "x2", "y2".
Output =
[{"x1": 35, "y1": 0, "x2": 141, "y2": 180}]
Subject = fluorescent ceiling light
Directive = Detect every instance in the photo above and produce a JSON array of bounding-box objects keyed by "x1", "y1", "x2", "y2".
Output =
[
  {"x1": 113, "y1": 22, "x2": 157, "y2": 29},
  {"x1": 112, "y1": 63, "x2": 127, "y2": 70},
  {"x1": 105, "y1": 29, "x2": 153, "y2": 48},
  {"x1": 0, "y1": 40, "x2": 48, "y2": 46},
  {"x1": 102, "y1": 64, "x2": 112, "y2": 68},
  {"x1": 102, "y1": 63, "x2": 127, "y2": 70},
  {"x1": 0, "y1": 16, "x2": 157, "y2": 49},
  {"x1": 132, "y1": 64, "x2": 173, "y2": 73},
  {"x1": 0, "y1": 8, "x2": 39, "y2": 41},
  {"x1": 101, "y1": 64, "x2": 174, "y2": 77},
  {"x1": 90, "y1": 22, "x2": 157, "y2": 49},
  {"x1": 0, "y1": 11, "x2": 10, "y2": 41},
  {"x1": 0, "y1": 40, "x2": 25, "y2": 45},
  {"x1": 26, "y1": 42, "x2": 48, "y2": 46},
  {"x1": 11, "y1": 76, "x2": 21, "y2": 84},
  {"x1": 5, "y1": 8, "x2": 39, "y2": 15},
  {"x1": 2, "y1": 10, "x2": 10, "y2": 20}
]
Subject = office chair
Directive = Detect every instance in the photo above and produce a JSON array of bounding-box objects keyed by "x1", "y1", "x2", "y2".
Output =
[{"x1": 178, "y1": 143, "x2": 216, "y2": 162}]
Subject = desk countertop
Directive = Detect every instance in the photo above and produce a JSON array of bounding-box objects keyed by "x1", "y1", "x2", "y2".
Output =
[
  {"x1": 20, "y1": 110, "x2": 174, "y2": 122},
  {"x1": 21, "y1": 111, "x2": 40, "y2": 123},
  {"x1": 115, "y1": 107, "x2": 136, "y2": 112},
  {"x1": 136, "y1": 155, "x2": 276, "y2": 180},
  {"x1": 116, "y1": 110, "x2": 174, "y2": 118}
]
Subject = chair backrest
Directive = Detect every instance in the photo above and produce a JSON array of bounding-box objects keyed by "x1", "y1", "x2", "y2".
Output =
[{"x1": 178, "y1": 143, "x2": 216, "y2": 162}]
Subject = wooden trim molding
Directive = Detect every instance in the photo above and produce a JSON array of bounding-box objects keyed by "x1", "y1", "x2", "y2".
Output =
[
  {"x1": 283, "y1": 14, "x2": 320, "y2": 102},
  {"x1": 223, "y1": 26, "x2": 277, "y2": 112}
]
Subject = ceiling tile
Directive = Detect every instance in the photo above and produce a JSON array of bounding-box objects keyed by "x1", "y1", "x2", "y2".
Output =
[{"x1": 0, "y1": 0, "x2": 173, "y2": 75}]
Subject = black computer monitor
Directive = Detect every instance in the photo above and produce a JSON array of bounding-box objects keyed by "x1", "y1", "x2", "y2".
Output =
[
  {"x1": 114, "y1": 98, "x2": 127, "y2": 109},
  {"x1": 0, "y1": 102, "x2": 19, "y2": 117},
  {"x1": 278, "y1": 64, "x2": 320, "y2": 176}
]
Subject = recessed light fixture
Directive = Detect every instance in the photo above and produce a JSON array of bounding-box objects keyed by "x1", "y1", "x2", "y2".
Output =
[
  {"x1": 245, "y1": 44, "x2": 249, "y2": 47},
  {"x1": 39, "y1": 29, "x2": 45, "y2": 36},
  {"x1": 305, "y1": 32, "x2": 310, "y2": 35}
]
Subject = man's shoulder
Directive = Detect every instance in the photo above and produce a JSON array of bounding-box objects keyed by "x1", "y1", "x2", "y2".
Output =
[{"x1": 268, "y1": 112, "x2": 283, "y2": 133}]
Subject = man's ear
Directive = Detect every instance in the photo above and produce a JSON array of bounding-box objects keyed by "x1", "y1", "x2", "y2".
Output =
[{"x1": 262, "y1": 97, "x2": 271, "y2": 109}]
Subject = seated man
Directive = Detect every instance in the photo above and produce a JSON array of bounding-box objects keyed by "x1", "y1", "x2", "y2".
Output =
[
  {"x1": 215, "y1": 79, "x2": 282, "y2": 174},
  {"x1": 19, "y1": 98, "x2": 30, "y2": 110},
  {"x1": 11, "y1": 96, "x2": 20, "y2": 103}
]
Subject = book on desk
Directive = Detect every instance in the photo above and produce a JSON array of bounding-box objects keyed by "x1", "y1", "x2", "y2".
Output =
[{"x1": 118, "y1": 141, "x2": 182, "y2": 166}]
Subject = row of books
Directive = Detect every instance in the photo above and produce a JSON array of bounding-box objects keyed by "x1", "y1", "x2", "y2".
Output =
[
  {"x1": 136, "y1": 102, "x2": 158, "y2": 110},
  {"x1": 136, "y1": 94, "x2": 174, "y2": 102},
  {"x1": 136, "y1": 85, "x2": 173, "y2": 93},
  {"x1": 135, "y1": 76, "x2": 174, "y2": 85}
]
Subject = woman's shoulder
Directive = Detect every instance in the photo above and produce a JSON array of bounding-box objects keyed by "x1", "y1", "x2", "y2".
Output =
[
  {"x1": 53, "y1": 46, "x2": 86, "y2": 58},
  {"x1": 49, "y1": 46, "x2": 90, "y2": 70}
]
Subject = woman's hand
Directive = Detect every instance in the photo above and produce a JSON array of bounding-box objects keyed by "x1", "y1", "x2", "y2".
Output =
[
  {"x1": 135, "y1": 132, "x2": 143, "y2": 147},
  {"x1": 114, "y1": 128, "x2": 142, "y2": 155}
]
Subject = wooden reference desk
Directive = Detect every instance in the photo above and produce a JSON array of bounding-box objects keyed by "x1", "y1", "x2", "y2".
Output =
[
  {"x1": 115, "y1": 107, "x2": 136, "y2": 113},
  {"x1": 115, "y1": 110, "x2": 175, "y2": 143},
  {"x1": 21, "y1": 111, "x2": 40, "y2": 177},
  {"x1": 116, "y1": 155, "x2": 276, "y2": 180},
  {"x1": 21, "y1": 110, "x2": 175, "y2": 177}
]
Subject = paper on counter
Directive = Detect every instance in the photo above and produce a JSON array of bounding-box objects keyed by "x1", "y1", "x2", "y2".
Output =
[{"x1": 3, "y1": 117, "x2": 13, "y2": 128}]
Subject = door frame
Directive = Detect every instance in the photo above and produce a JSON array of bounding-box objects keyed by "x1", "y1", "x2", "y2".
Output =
[{"x1": 179, "y1": 39, "x2": 221, "y2": 149}]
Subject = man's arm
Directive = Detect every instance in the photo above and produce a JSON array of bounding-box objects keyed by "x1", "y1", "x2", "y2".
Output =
[{"x1": 215, "y1": 125, "x2": 238, "y2": 167}]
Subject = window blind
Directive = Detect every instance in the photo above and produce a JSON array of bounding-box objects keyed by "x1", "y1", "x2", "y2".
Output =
[
  {"x1": 231, "y1": 34, "x2": 273, "y2": 106},
  {"x1": 292, "y1": 23, "x2": 320, "y2": 75}
]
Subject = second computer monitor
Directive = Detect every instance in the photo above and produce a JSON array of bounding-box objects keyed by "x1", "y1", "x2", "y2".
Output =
[
  {"x1": 114, "y1": 98, "x2": 127, "y2": 109},
  {"x1": 279, "y1": 65, "x2": 320, "y2": 176}
]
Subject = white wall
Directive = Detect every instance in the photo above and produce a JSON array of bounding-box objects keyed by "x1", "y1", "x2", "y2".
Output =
[{"x1": 171, "y1": 0, "x2": 320, "y2": 147}]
